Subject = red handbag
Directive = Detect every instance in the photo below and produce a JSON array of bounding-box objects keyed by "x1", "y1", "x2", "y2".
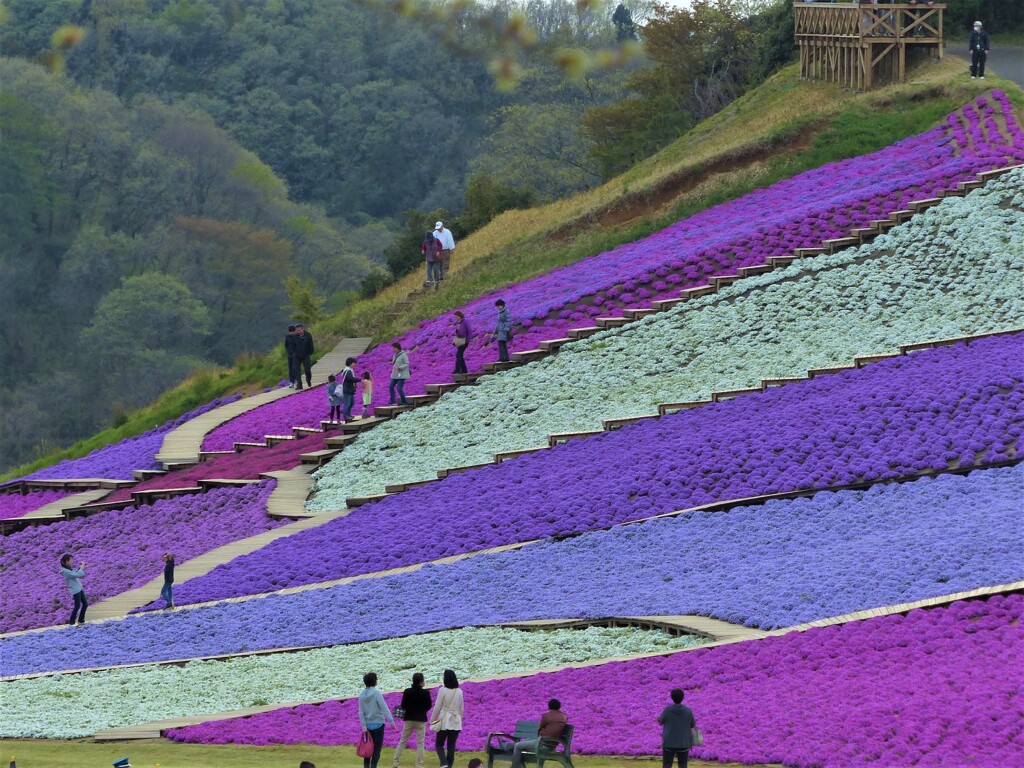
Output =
[{"x1": 356, "y1": 731, "x2": 375, "y2": 758}]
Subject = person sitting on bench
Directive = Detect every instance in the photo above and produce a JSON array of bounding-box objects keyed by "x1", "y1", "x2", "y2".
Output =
[{"x1": 510, "y1": 699, "x2": 567, "y2": 768}]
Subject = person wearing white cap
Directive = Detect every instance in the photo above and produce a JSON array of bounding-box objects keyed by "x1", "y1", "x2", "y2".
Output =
[
  {"x1": 969, "y1": 21, "x2": 990, "y2": 79},
  {"x1": 434, "y1": 221, "x2": 456, "y2": 280}
]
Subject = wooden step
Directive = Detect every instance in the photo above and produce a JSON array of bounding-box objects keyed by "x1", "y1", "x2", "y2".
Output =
[
  {"x1": 539, "y1": 337, "x2": 573, "y2": 352},
  {"x1": 62, "y1": 500, "x2": 131, "y2": 518},
  {"x1": 548, "y1": 430, "x2": 603, "y2": 446},
  {"x1": 300, "y1": 449, "x2": 342, "y2": 466},
  {"x1": 908, "y1": 197, "x2": 943, "y2": 212},
  {"x1": 854, "y1": 353, "x2": 898, "y2": 368},
  {"x1": 766, "y1": 255, "x2": 797, "y2": 268},
  {"x1": 651, "y1": 297, "x2": 686, "y2": 311},
  {"x1": 425, "y1": 382, "x2": 459, "y2": 395},
  {"x1": 233, "y1": 441, "x2": 267, "y2": 451},
  {"x1": 956, "y1": 179, "x2": 983, "y2": 192},
  {"x1": 657, "y1": 401, "x2": 708, "y2": 416},
  {"x1": 292, "y1": 426, "x2": 323, "y2": 438},
  {"x1": 384, "y1": 478, "x2": 437, "y2": 493},
  {"x1": 808, "y1": 364, "x2": 856, "y2": 377},
  {"x1": 678, "y1": 285, "x2": 716, "y2": 300},
  {"x1": 870, "y1": 219, "x2": 897, "y2": 233},
  {"x1": 345, "y1": 493, "x2": 394, "y2": 509},
  {"x1": 711, "y1": 387, "x2": 761, "y2": 402},
  {"x1": 761, "y1": 376, "x2": 807, "y2": 389},
  {"x1": 482, "y1": 360, "x2": 520, "y2": 373},
  {"x1": 603, "y1": 414, "x2": 657, "y2": 431},
  {"x1": 737, "y1": 264, "x2": 774, "y2": 278},
  {"x1": 511, "y1": 349, "x2": 547, "y2": 363},
  {"x1": 887, "y1": 209, "x2": 914, "y2": 223},
  {"x1": 320, "y1": 420, "x2": 346, "y2": 430},
  {"x1": 132, "y1": 469, "x2": 167, "y2": 481},
  {"x1": 622, "y1": 307, "x2": 657, "y2": 320},
  {"x1": 595, "y1": 316, "x2": 631, "y2": 329},
  {"x1": 566, "y1": 326, "x2": 602, "y2": 340},
  {"x1": 197, "y1": 478, "x2": 261, "y2": 489},
  {"x1": 265, "y1": 434, "x2": 296, "y2": 447},
  {"x1": 338, "y1": 416, "x2": 389, "y2": 434},
  {"x1": 494, "y1": 446, "x2": 548, "y2": 463},
  {"x1": 132, "y1": 486, "x2": 202, "y2": 504},
  {"x1": 708, "y1": 275, "x2": 740, "y2": 290},
  {"x1": 198, "y1": 450, "x2": 234, "y2": 462},
  {"x1": 822, "y1": 237, "x2": 859, "y2": 253},
  {"x1": 437, "y1": 461, "x2": 495, "y2": 479},
  {"x1": 406, "y1": 394, "x2": 438, "y2": 406},
  {"x1": 453, "y1": 372, "x2": 484, "y2": 384},
  {"x1": 977, "y1": 162, "x2": 1024, "y2": 181},
  {"x1": 794, "y1": 247, "x2": 827, "y2": 258},
  {"x1": 324, "y1": 434, "x2": 358, "y2": 448},
  {"x1": 374, "y1": 405, "x2": 414, "y2": 418},
  {"x1": 848, "y1": 227, "x2": 875, "y2": 241}
]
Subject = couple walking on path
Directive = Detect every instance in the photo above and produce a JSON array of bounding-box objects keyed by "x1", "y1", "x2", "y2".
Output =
[
  {"x1": 285, "y1": 324, "x2": 315, "y2": 389},
  {"x1": 449, "y1": 299, "x2": 514, "y2": 374},
  {"x1": 423, "y1": 222, "x2": 456, "y2": 288}
]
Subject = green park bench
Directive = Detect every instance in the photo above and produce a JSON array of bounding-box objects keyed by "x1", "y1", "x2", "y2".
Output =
[{"x1": 486, "y1": 720, "x2": 575, "y2": 768}]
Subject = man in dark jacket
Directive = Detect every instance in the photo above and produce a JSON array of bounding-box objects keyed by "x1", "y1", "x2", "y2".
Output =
[
  {"x1": 285, "y1": 325, "x2": 300, "y2": 388},
  {"x1": 969, "y1": 20, "x2": 990, "y2": 79},
  {"x1": 294, "y1": 323, "x2": 314, "y2": 389},
  {"x1": 658, "y1": 688, "x2": 697, "y2": 768}
]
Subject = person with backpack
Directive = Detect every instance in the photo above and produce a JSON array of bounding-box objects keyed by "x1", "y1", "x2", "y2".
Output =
[
  {"x1": 339, "y1": 357, "x2": 360, "y2": 422},
  {"x1": 493, "y1": 299, "x2": 513, "y2": 363},
  {"x1": 423, "y1": 231, "x2": 443, "y2": 288}
]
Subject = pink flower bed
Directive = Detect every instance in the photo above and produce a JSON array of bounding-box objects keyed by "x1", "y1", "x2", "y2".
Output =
[
  {"x1": 0, "y1": 490, "x2": 72, "y2": 520},
  {"x1": 0, "y1": 481, "x2": 284, "y2": 633},
  {"x1": 169, "y1": 593, "x2": 1024, "y2": 768},
  {"x1": 201, "y1": 93, "x2": 1024, "y2": 450},
  {"x1": 101, "y1": 434, "x2": 328, "y2": 504}
]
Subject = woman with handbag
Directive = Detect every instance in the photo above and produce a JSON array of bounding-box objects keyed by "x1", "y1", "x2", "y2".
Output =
[
  {"x1": 657, "y1": 688, "x2": 699, "y2": 768},
  {"x1": 359, "y1": 672, "x2": 397, "y2": 768},
  {"x1": 393, "y1": 672, "x2": 432, "y2": 768},
  {"x1": 452, "y1": 311, "x2": 471, "y2": 375},
  {"x1": 429, "y1": 669, "x2": 464, "y2": 768}
]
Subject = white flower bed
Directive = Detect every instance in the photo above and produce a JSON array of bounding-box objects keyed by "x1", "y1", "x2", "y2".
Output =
[
  {"x1": 3, "y1": 626, "x2": 702, "y2": 739},
  {"x1": 309, "y1": 171, "x2": 1024, "y2": 509}
]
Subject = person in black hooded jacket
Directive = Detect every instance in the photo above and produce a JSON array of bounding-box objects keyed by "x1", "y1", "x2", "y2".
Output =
[
  {"x1": 294, "y1": 323, "x2": 314, "y2": 389},
  {"x1": 393, "y1": 672, "x2": 433, "y2": 768},
  {"x1": 969, "y1": 21, "x2": 990, "y2": 79},
  {"x1": 658, "y1": 688, "x2": 697, "y2": 768}
]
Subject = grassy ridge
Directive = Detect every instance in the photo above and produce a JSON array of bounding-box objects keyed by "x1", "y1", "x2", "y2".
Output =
[{"x1": 8, "y1": 59, "x2": 1021, "y2": 482}]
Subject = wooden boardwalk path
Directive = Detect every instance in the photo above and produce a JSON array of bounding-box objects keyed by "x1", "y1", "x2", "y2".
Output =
[
  {"x1": 154, "y1": 337, "x2": 372, "y2": 466},
  {"x1": 18, "y1": 489, "x2": 110, "y2": 522},
  {"x1": 90, "y1": 580, "x2": 1023, "y2": 740}
]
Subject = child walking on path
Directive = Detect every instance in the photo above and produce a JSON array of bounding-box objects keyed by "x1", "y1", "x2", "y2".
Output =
[
  {"x1": 362, "y1": 371, "x2": 374, "y2": 417},
  {"x1": 161, "y1": 552, "x2": 175, "y2": 609},
  {"x1": 327, "y1": 374, "x2": 343, "y2": 424},
  {"x1": 59, "y1": 554, "x2": 87, "y2": 625}
]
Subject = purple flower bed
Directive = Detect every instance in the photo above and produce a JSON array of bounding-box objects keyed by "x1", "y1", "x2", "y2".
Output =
[
  {"x1": 7, "y1": 459, "x2": 1013, "y2": 676},
  {"x1": 0, "y1": 481, "x2": 283, "y2": 633},
  {"x1": 167, "y1": 593, "x2": 1024, "y2": 768},
  {"x1": 176, "y1": 333, "x2": 1024, "y2": 607},
  {"x1": 11, "y1": 396, "x2": 240, "y2": 482},
  {"x1": 0, "y1": 490, "x2": 72, "y2": 521},
  {"x1": 202, "y1": 93, "x2": 1024, "y2": 449}
]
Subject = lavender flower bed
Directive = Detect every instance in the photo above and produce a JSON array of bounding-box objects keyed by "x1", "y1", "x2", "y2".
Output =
[
  {"x1": 0, "y1": 481, "x2": 283, "y2": 633},
  {"x1": 172, "y1": 333, "x2": 1024, "y2": 607},
  {"x1": 5, "y1": 454, "x2": 1021, "y2": 677},
  {"x1": 168, "y1": 594, "x2": 1024, "y2": 768},
  {"x1": 0, "y1": 490, "x2": 72, "y2": 521},
  {"x1": 13, "y1": 396, "x2": 240, "y2": 482},
  {"x1": 201, "y1": 93, "x2": 1024, "y2": 449}
]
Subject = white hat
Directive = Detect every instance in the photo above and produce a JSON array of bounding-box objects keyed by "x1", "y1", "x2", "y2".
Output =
[
  {"x1": 435, "y1": 221, "x2": 444, "y2": 229},
  {"x1": 973, "y1": 20, "x2": 982, "y2": 26}
]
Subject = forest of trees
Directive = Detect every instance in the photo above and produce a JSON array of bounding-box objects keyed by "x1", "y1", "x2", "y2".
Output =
[{"x1": 1, "y1": 0, "x2": 890, "y2": 471}]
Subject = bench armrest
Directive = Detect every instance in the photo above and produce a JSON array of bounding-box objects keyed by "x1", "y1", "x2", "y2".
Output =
[{"x1": 486, "y1": 732, "x2": 519, "y2": 747}]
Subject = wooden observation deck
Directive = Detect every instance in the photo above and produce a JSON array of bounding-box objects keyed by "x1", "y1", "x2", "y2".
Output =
[{"x1": 794, "y1": 3, "x2": 945, "y2": 90}]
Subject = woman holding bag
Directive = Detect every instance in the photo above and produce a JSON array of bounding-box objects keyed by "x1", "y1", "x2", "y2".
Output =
[
  {"x1": 359, "y1": 672, "x2": 396, "y2": 768},
  {"x1": 430, "y1": 669, "x2": 464, "y2": 768},
  {"x1": 452, "y1": 311, "x2": 470, "y2": 375}
]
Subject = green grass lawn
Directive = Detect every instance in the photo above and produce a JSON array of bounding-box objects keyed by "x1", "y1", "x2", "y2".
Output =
[{"x1": 0, "y1": 741, "x2": 780, "y2": 768}]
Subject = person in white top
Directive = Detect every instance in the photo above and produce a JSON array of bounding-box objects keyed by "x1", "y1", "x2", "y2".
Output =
[
  {"x1": 430, "y1": 669, "x2": 464, "y2": 768},
  {"x1": 434, "y1": 222, "x2": 456, "y2": 281}
]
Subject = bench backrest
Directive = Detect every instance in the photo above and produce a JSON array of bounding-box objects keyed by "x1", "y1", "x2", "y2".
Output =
[{"x1": 515, "y1": 721, "x2": 539, "y2": 740}]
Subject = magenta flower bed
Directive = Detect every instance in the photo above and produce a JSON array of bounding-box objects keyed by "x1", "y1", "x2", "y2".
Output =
[
  {"x1": 102, "y1": 433, "x2": 328, "y2": 504},
  {"x1": 201, "y1": 93, "x2": 1024, "y2": 449},
  {"x1": 174, "y1": 333, "x2": 1024, "y2": 607},
  {"x1": 0, "y1": 490, "x2": 72, "y2": 521},
  {"x1": 0, "y1": 481, "x2": 283, "y2": 633},
  {"x1": 168, "y1": 593, "x2": 1024, "y2": 768},
  {"x1": 9, "y1": 396, "x2": 241, "y2": 482}
]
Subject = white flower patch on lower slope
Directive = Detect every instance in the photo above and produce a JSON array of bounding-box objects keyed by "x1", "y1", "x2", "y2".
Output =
[
  {"x1": 309, "y1": 170, "x2": 1024, "y2": 509},
  {"x1": 3, "y1": 626, "x2": 703, "y2": 739}
]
